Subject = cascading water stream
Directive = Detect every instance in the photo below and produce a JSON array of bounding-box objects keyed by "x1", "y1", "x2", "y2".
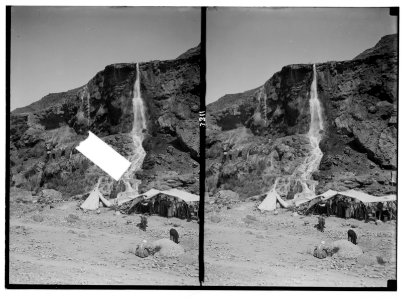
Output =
[
  {"x1": 86, "y1": 89, "x2": 90, "y2": 128},
  {"x1": 264, "y1": 92, "x2": 267, "y2": 126},
  {"x1": 117, "y1": 63, "x2": 147, "y2": 201},
  {"x1": 80, "y1": 86, "x2": 91, "y2": 128},
  {"x1": 270, "y1": 64, "x2": 324, "y2": 202},
  {"x1": 257, "y1": 87, "x2": 268, "y2": 125}
]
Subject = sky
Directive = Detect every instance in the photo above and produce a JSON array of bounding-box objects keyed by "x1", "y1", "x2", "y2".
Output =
[
  {"x1": 207, "y1": 7, "x2": 398, "y2": 103},
  {"x1": 10, "y1": 6, "x2": 200, "y2": 110}
]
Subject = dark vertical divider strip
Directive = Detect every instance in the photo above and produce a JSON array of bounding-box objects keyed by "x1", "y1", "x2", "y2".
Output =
[
  {"x1": 389, "y1": 7, "x2": 399, "y2": 288},
  {"x1": 199, "y1": 6, "x2": 207, "y2": 285},
  {"x1": 5, "y1": 5, "x2": 11, "y2": 288}
]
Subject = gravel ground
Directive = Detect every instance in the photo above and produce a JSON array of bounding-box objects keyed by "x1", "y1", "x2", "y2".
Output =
[
  {"x1": 203, "y1": 201, "x2": 396, "y2": 287},
  {"x1": 9, "y1": 198, "x2": 199, "y2": 285}
]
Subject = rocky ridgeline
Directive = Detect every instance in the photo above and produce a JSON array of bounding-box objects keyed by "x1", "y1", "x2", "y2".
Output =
[
  {"x1": 10, "y1": 45, "x2": 200, "y2": 198},
  {"x1": 207, "y1": 34, "x2": 397, "y2": 199}
]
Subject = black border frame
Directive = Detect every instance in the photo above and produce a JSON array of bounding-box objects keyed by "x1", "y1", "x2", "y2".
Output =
[{"x1": 4, "y1": 5, "x2": 398, "y2": 291}]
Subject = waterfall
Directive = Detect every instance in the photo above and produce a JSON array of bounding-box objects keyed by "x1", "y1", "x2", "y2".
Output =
[
  {"x1": 80, "y1": 86, "x2": 91, "y2": 128},
  {"x1": 257, "y1": 87, "x2": 267, "y2": 125},
  {"x1": 293, "y1": 64, "x2": 324, "y2": 197},
  {"x1": 132, "y1": 63, "x2": 147, "y2": 135},
  {"x1": 130, "y1": 62, "x2": 147, "y2": 173},
  {"x1": 116, "y1": 63, "x2": 147, "y2": 201},
  {"x1": 308, "y1": 64, "x2": 324, "y2": 146},
  {"x1": 86, "y1": 88, "x2": 90, "y2": 128},
  {"x1": 270, "y1": 64, "x2": 324, "y2": 202},
  {"x1": 263, "y1": 90, "x2": 267, "y2": 125}
]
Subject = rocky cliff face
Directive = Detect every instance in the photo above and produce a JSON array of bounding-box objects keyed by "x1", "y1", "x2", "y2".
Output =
[
  {"x1": 10, "y1": 45, "x2": 200, "y2": 198},
  {"x1": 206, "y1": 34, "x2": 397, "y2": 199}
]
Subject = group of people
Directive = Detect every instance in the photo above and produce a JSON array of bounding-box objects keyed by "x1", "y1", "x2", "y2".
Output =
[
  {"x1": 310, "y1": 195, "x2": 396, "y2": 222},
  {"x1": 132, "y1": 193, "x2": 198, "y2": 220}
]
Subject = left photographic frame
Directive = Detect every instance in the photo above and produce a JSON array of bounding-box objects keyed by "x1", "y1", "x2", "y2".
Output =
[{"x1": 6, "y1": 6, "x2": 201, "y2": 287}]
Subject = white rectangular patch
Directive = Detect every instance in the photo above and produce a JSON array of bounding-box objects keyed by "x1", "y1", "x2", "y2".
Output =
[{"x1": 75, "y1": 131, "x2": 131, "y2": 181}]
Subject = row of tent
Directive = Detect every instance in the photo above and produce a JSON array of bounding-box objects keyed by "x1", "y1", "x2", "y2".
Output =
[
  {"x1": 299, "y1": 189, "x2": 396, "y2": 207},
  {"x1": 123, "y1": 189, "x2": 199, "y2": 219},
  {"x1": 258, "y1": 188, "x2": 396, "y2": 216},
  {"x1": 299, "y1": 189, "x2": 397, "y2": 220},
  {"x1": 80, "y1": 186, "x2": 199, "y2": 220}
]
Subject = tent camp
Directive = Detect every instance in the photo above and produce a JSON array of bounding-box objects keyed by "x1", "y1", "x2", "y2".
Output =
[
  {"x1": 123, "y1": 188, "x2": 199, "y2": 220},
  {"x1": 302, "y1": 189, "x2": 397, "y2": 221},
  {"x1": 81, "y1": 186, "x2": 111, "y2": 210},
  {"x1": 258, "y1": 190, "x2": 290, "y2": 211}
]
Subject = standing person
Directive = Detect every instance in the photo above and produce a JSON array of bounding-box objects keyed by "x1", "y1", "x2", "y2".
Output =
[
  {"x1": 318, "y1": 215, "x2": 325, "y2": 232},
  {"x1": 376, "y1": 202, "x2": 384, "y2": 220},
  {"x1": 167, "y1": 199, "x2": 174, "y2": 218},
  {"x1": 344, "y1": 200, "x2": 350, "y2": 219},
  {"x1": 349, "y1": 200, "x2": 354, "y2": 219},
  {"x1": 139, "y1": 215, "x2": 148, "y2": 231},
  {"x1": 331, "y1": 198, "x2": 336, "y2": 215},
  {"x1": 326, "y1": 200, "x2": 332, "y2": 217},
  {"x1": 222, "y1": 143, "x2": 229, "y2": 164}
]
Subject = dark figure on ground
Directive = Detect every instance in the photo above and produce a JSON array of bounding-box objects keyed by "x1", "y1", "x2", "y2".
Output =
[
  {"x1": 348, "y1": 229, "x2": 357, "y2": 245},
  {"x1": 170, "y1": 228, "x2": 179, "y2": 244},
  {"x1": 376, "y1": 202, "x2": 384, "y2": 220},
  {"x1": 326, "y1": 201, "x2": 331, "y2": 217},
  {"x1": 139, "y1": 215, "x2": 148, "y2": 231},
  {"x1": 317, "y1": 216, "x2": 325, "y2": 232}
]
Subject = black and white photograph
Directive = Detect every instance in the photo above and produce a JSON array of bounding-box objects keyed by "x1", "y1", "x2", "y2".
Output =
[
  {"x1": 205, "y1": 7, "x2": 398, "y2": 287},
  {"x1": 4, "y1": 3, "x2": 403, "y2": 292},
  {"x1": 8, "y1": 6, "x2": 201, "y2": 285}
]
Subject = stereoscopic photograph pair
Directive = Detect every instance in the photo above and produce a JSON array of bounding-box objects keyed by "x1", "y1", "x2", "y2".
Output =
[{"x1": 6, "y1": 6, "x2": 398, "y2": 289}]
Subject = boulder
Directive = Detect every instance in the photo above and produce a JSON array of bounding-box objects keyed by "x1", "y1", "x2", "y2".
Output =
[
  {"x1": 330, "y1": 240, "x2": 363, "y2": 259},
  {"x1": 210, "y1": 215, "x2": 221, "y2": 223},
  {"x1": 32, "y1": 215, "x2": 44, "y2": 222},
  {"x1": 38, "y1": 189, "x2": 63, "y2": 204},
  {"x1": 152, "y1": 238, "x2": 185, "y2": 258}
]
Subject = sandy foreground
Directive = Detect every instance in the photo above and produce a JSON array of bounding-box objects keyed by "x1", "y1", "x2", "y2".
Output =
[
  {"x1": 203, "y1": 201, "x2": 396, "y2": 287},
  {"x1": 9, "y1": 200, "x2": 199, "y2": 286},
  {"x1": 8, "y1": 196, "x2": 396, "y2": 287}
]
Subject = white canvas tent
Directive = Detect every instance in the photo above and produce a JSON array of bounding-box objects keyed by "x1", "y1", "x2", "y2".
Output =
[
  {"x1": 125, "y1": 188, "x2": 199, "y2": 214},
  {"x1": 142, "y1": 188, "x2": 162, "y2": 199},
  {"x1": 378, "y1": 194, "x2": 396, "y2": 202},
  {"x1": 81, "y1": 187, "x2": 111, "y2": 210},
  {"x1": 338, "y1": 190, "x2": 396, "y2": 203},
  {"x1": 303, "y1": 189, "x2": 397, "y2": 214},
  {"x1": 135, "y1": 188, "x2": 199, "y2": 203},
  {"x1": 319, "y1": 189, "x2": 339, "y2": 200},
  {"x1": 160, "y1": 188, "x2": 199, "y2": 203},
  {"x1": 295, "y1": 189, "x2": 338, "y2": 206},
  {"x1": 258, "y1": 190, "x2": 290, "y2": 211},
  {"x1": 297, "y1": 189, "x2": 396, "y2": 208}
]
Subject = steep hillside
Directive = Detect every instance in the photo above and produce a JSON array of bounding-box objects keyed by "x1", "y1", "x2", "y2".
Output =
[
  {"x1": 206, "y1": 34, "x2": 397, "y2": 199},
  {"x1": 10, "y1": 45, "x2": 200, "y2": 198}
]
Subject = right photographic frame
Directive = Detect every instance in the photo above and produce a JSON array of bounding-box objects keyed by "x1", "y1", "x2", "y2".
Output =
[{"x1": 204, "y1": 7, "x2": 398, "y2": 288}]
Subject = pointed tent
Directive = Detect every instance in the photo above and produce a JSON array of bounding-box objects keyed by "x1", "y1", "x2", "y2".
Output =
[
  {"x1": 258, "y1": 190, "x2": 289, "y2": 211},
  {"x1": 81, "y1": 186, "x2": 111, "y2": 210}
]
